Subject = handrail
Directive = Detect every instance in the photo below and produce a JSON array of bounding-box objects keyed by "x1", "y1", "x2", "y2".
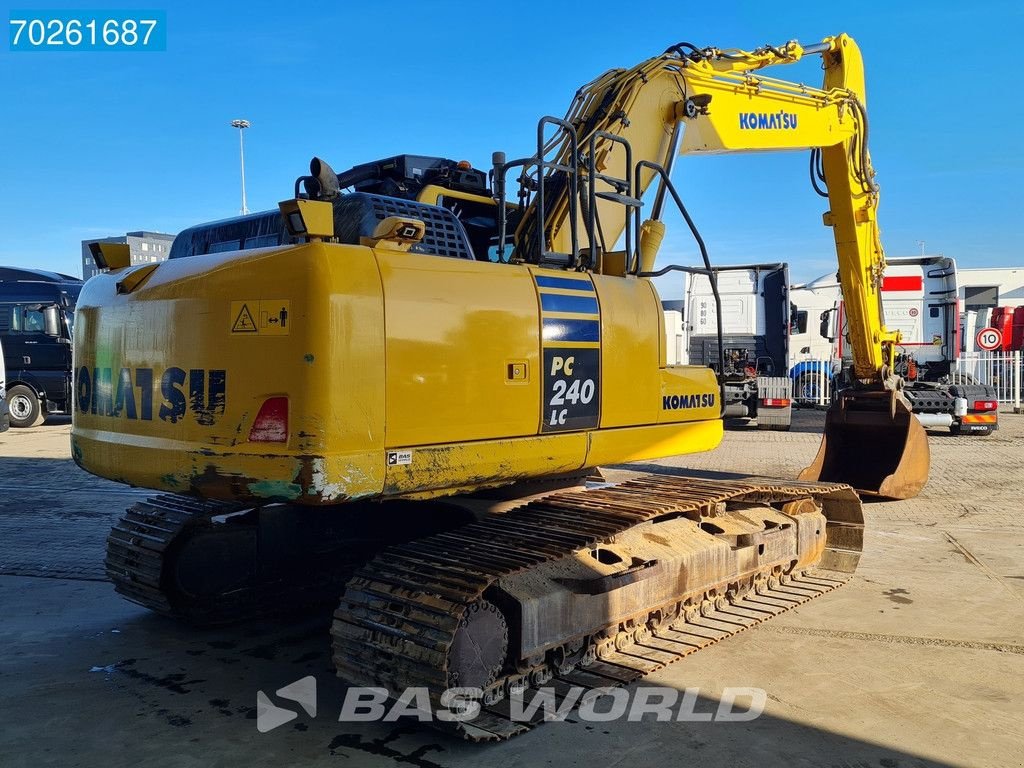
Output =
[{"x1": 635, "y1": 160, "x2": 726, "y2": 414}]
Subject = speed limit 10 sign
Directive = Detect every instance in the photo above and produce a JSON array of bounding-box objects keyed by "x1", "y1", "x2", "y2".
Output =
[{"x1": 976, "y1": 327, "x2": 1003, "y2": 351}]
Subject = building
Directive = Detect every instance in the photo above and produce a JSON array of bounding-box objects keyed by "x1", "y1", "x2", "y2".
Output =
[
  {"x1": 957, "y1": 267, "x2": 1024, "y2": 311},
  {"x1": 81, "y1": 231, "x2": 176, "y2": 280}
]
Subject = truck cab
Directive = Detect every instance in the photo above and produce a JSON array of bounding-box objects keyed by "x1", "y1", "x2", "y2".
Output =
[
  {"x1": 0, "y1": 267, "x2": 82, "y2": 427},
  {"x1": 818, "y1": 256, "x2": 998, "y2": 435},
  {"x1": 670, "y1": 263, "x2": 793, "y2": 430}
]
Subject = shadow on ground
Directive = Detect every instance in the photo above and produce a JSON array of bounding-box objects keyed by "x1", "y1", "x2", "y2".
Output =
[{"x1": 0, "y1": 585, "x2": 959, "y2": 768}]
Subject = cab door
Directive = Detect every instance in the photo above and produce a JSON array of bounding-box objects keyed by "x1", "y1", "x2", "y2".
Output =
[{"x1": 6, "y1": 304, "x2": 68, "y2": 405}]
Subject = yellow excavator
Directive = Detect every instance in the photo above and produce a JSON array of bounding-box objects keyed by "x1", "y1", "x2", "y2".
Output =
[{"x1": 75, "y1": 34, "x2": 928, "y2": 739}]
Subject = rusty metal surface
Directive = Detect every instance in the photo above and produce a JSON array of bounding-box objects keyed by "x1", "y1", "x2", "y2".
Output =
[
  {"x1": 800, "y1": 391, "x2": 930, "y2": 500},
  {"x1": 105, "y1": 496, "x2": 379, "y2": 624},
  {"x1": 331, "y1": 474, "x2": 863, "y2": 741},
  {"x1": 105, "y1": 495, "x2": 246, "y2": 621}
]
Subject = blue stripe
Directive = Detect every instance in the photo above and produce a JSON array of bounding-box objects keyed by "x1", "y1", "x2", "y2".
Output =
[
  {"x1": 534, "y1": 275, "x2": 594, "y2": 292},
  {"x1": 543, "y1": 318, "x2": 600, "y2": 343},
  {"x1": 540, "y1": 293, "x2": 599, "y2": 315}
]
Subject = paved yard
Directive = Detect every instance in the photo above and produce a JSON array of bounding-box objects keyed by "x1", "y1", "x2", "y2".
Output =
[{"x1": 1, "y1": 412, "x2": 1022, "y2": 767}]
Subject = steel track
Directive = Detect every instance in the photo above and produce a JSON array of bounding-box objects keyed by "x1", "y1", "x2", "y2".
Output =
[
  {"x1": 103, "y1": 476, "x2": 861, "y2": 742},
  {"x1": 331, "y1": 474, "x2": 862, "y2": 741}
]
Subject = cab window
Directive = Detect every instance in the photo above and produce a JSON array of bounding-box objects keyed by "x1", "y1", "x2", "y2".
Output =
[
  {"x1": 791, "y1": 309, "x2": 808, "y2": 335},
  {"x1": 22, "y1": 308, "x2": 46, "y2": 333}
]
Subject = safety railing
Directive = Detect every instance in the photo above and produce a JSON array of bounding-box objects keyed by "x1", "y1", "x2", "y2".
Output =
[
  {"x1": 790, "y1": 357, "x2": 838, "y2": 408},
  {"x1": 789, "y1": 351, "x2": 1023, "y2": 412},
  {"x1": 950, "y1": 351, "x2": 1022, "y2": 411}
]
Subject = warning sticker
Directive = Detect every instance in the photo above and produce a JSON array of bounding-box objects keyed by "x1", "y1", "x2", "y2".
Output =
[
  {"x1": 230, "y1": 300, "x2": 291, "y2": 335},
  {"x1": 231, "y1": 303, "x2": 258, "y2": 333},
  {"x1": 386, "y1": 450, "x2": 413, "y2": 466}
]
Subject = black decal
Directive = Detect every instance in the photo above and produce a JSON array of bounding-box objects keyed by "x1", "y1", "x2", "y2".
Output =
[
  {"x1": 76, "y1": 366, "x2": 92, "y2": 413},
  {"x1": 136, "y1": 368, "x2": 153, "y2": 420},
  {"x1": 93, "y1": 368, "x2": 113, "y2": 416},
  {"x1": 189, "y1": 368, "x2": 227, "y2": 426},
  {"x1": 113, "y1": 368, "x2": 137, "y2": 419},
  {"x1": 208, "y1": 370, "x2": 226, "y2": 419},
  {"x1": 188, "y1": 369, "x2": 205, "y2": 422},
  {"x1": 159, "y1": 367, "x2": 187, "y2": 423},
  {"x1": 541, "y1": 348, "x2": 600, "y2": 433}
]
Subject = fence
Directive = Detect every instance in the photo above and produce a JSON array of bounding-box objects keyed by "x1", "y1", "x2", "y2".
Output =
[
  {"x1": 790, "y1": 358, "x2": 836, "y2": 408},
  {"x1": 950, "y1": 351, "x2": 1022, "y2": 410},
  {"x1": 791, "y1": 351, "x2": 1023, "y2": 412}
]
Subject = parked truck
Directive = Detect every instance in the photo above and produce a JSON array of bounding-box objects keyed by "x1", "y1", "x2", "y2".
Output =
[
  {"x1": 667, "y1": 263, "x2": 793, "y2": 430},
  {"x1": 0, "y1": 338, "x2": 8, "y2": 432},
  {"x1": 0, "y1": 267, "x2": 82, "y2": 427},
  {"x1": 789, "y1": 273, "x2": 843, "y2": 404},
  {"x1": 819, "y1": 256, "x2": 998, "y2": 435}
]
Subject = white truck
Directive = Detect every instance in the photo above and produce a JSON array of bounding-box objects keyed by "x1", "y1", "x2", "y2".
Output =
[
  {"x1": 665, "y1": 263, "x2": 793, "y2": 430},
  {"x1": 788, "y1": 274, "x2": 842, "y2": 404},
  {"x1": 818, "y1": 256, "x2": 998, "y2": 434}
]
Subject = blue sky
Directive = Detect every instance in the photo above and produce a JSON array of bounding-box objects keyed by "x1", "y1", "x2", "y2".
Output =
[{"x1": 1, "y1": 1, "x2": 1021, "y2": 286}]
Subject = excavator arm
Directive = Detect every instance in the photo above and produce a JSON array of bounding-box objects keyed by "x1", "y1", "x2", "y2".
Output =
[{"x1": 513, "y1": 34, "x2": 928, "y2": 498}]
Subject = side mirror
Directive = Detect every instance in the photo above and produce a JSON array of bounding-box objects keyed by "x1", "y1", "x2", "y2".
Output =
[
  {"x1": 819, "y1": 308, "x2": 836, "y2": 341},
  {"x1": 43, "y1": 305, "x2": 60, "y2": 337}
]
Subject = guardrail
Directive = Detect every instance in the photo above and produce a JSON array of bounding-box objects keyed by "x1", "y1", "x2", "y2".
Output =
[
  {"x1": 790, "y1": 351, "x2": 1022, "y2": 412},
  {"x1": 950, "y1": 351, "x2": 1022, "y2": 411},
  {"x1": 790, "y1": 358, "x2": 836, "y2": 408}
]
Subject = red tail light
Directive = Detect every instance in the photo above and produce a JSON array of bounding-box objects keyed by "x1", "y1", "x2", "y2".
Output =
[
  {"x1": 761, "y1": 398, "x2": 791, "y2": 407},
  {"x1": 248, "y1": 397, "x2": 288, "y2": 442},
  {"x1": 973, "y1": 400, "x2": 997, "y2": 412}
]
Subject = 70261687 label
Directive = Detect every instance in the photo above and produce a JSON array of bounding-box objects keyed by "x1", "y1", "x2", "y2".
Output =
[{"x1": 9, "y1": 10, "x2": 167, "y2": 51}]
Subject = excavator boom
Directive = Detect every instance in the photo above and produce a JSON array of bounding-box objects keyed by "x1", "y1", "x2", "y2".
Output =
[{"x1": 517, "y1": 34, "x2": 928, "y2": 498}]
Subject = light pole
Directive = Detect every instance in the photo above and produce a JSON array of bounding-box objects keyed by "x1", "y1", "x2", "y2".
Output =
[{"x1": 230, "y1": 119, "x2": 251, "y2": 215}]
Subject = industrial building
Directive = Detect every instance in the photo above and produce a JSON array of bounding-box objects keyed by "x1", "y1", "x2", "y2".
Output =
[{"x1": 958, "y1": 266, "x2": 1024, "y2": 310}]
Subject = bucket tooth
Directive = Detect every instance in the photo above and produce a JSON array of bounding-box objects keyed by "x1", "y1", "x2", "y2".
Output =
[{"x1": 799, "y1": 390, "x2": 929, "y2": 500}]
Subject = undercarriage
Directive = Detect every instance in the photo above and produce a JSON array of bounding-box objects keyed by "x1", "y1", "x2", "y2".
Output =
[{"x1": 105, "y1": 473, "x2": 863, "y2": 740}]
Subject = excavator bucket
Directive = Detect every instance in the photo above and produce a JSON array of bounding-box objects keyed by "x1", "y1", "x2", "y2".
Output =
[{"x1": 799, "y1": 390, "x2": 929, "y2": 499}]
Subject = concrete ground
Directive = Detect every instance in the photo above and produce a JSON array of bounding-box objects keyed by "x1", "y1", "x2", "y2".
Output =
[{"x1": 1, "y1": 412, "x2": 1022, "y2": 768}]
